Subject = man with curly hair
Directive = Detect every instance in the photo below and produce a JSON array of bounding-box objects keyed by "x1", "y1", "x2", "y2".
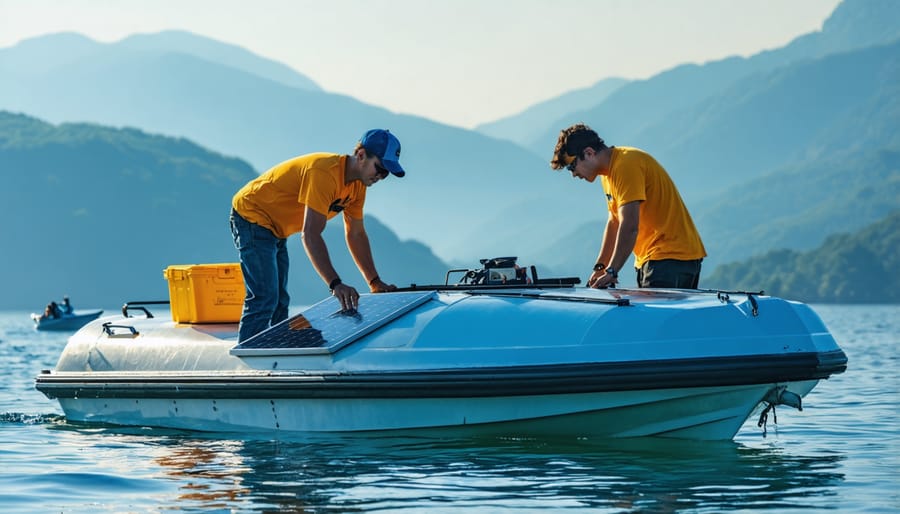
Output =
[{"x1": 550, "y1": 123, "x2": 705, "y2": 289}]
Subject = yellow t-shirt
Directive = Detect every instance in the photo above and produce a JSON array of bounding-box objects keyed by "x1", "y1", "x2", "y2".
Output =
[
  {"x1": 232, "y1": 153, "x2": 366, "y2": 239},
  {"x1": 602, "y1": 147, "x2": 706, "y2": 268}
]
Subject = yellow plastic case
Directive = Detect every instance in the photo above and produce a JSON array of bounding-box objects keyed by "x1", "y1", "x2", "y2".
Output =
[{"x1": 163, "y1": 263, "x2": 245, "y2": 323}]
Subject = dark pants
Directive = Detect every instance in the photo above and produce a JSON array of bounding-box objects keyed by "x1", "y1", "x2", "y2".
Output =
[
  {"x1": 636, "y1": 259, "x2": 702, "y2": 289},
  {"x1": 230, "y1": 209, "x2": 290, "y2": 342}
]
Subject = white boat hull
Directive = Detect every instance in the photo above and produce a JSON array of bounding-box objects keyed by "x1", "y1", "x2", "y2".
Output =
[
  {"x1": 36, "y1": 286, "x2": 845, "y2": 440},
  {"x1": 56, "y1": 380, "x2": 818, "y2": 439}
]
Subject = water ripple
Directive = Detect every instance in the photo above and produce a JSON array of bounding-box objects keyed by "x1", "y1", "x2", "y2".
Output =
[{"x1": 0, "y1": 306, "x2": 898, "y2": 512}]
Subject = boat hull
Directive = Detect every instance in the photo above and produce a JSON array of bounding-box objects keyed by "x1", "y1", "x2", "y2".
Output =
[
  {"x1": 34, "y1": 287, "x2": 847, "y2": 440},
  {"x1": 52, "y1": 380, "x2": 818, "y2": 439}
]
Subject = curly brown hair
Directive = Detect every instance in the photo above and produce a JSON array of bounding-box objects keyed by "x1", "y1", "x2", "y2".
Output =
[{"x1": 550, "y1": 123, "x2": 605, "y2": 170}]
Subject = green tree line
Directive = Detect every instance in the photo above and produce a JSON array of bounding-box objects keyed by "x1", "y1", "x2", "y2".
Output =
[{"x1": 705, "y1": 211, "x2": 900, "y2": 303}]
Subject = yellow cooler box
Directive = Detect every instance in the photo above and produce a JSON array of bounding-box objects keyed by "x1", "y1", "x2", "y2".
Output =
[{"x1": 164, "y1": 263, "x2": 245, "y2": 323}]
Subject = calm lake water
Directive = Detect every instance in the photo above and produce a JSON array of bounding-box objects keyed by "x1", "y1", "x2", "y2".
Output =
[{"x1": 1, "y1": 305, "x2": 898, "y2": 513}]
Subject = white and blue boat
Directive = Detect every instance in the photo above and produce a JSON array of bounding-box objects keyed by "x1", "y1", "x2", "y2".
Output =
[
  {"x1": 31, "y1": 309, "x2": 104, "y2": 331},
  {"x1": 35, "y1": 258, "x2": 847, "y2": 440}
]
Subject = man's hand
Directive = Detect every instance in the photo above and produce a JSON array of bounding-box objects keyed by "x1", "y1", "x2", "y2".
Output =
[
  {"x1": 588, "y1": 270, "x2": 618, "y2": 289},
  {"x1": 332, "y1": 282, "x2": 360, "y2": 311},
  {"x1": 587, "y1": 269, "x2": 604, "y2": 287},
  {"x1": 369, "y1": 277, "x2": 397, "y2": 293}
]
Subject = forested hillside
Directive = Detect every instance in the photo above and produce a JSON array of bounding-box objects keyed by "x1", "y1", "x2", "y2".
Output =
[
  {"x1": 704, "y1": 211, "x2": 900, "y2": 303},
  {"x1": 0, "y1": 112, "x2": 449, "y2": 309}
]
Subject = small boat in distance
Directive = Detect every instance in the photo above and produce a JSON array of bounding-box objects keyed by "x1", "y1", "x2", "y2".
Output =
[
  {"x1": 31, "y1": 310, "x2": 104, "y2": 331},
  {"x1": 31, "y1": 296, "x2": 103, "y2": 331},
  {"x1": 35, "y1": 258, "x2": 847, "y2": 440}
]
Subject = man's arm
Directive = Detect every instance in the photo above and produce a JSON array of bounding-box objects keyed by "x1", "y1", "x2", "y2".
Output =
[
  {"x1": 345, "y1": 216, "x2": 397, "y2": 292},
  {"x1": 590, "y1": 201, "x2": 640, "y2": 288},
  {"x1": 588, "y1": 215, "x2": 619, "y2": 287},
  {"x1": 301, "y1": 206, "x2": 359, "y2": 310},
  {"x1": 608, "y1": 200, "x2": 640, "y2": 272}
]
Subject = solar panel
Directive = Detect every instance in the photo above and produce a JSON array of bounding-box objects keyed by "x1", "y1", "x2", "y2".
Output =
[{"x1": 230, "y1": 290, "x2": 435, "y2": 356}]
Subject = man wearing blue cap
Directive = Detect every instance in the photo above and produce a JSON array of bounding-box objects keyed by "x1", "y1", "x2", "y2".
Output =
[{"x1": 230, "y1": 129, "x2": 406, "y2": 342}]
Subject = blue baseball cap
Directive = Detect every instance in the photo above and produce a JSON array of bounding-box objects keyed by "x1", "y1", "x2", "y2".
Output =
[{"x1": 360, "y1": 129, "x2": 405, "y2": 177}]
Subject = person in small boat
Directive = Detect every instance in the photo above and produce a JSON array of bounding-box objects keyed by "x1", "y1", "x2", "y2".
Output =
[
  {"x1": 550, "y1": 123, "x2": 706, "y2": 289},
  {"x1": 60, "y1": 296, "x2": 73, "y2": 315},
  {"x1": 44, "y1": 301, "x2": 62, "y2": 319},
  {"x1": 230, "y1": 129, "x2": 405, "y2": 342}
]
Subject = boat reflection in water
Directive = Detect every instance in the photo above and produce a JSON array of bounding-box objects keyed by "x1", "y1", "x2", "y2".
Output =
[
  {"x1": 35, "y1": 257, "x2": 847, "y2": 440},
  {"x1": 141, "y1": 432, "x2": 846, "y2": 512}
]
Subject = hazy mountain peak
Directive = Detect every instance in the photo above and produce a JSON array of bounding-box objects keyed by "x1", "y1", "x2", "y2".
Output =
[
  {"x1": 750, "y1": 0, "x2": 900, "y2": 66},
  {"x1": 475, "y1": 77, "x2": 629, "y2": 148},
  {"x1": 0, "y1": 32, "x2": 102, "y2": 75},
  {"x1": 2, "y1": 31, "x2": 98, "y2": 51},
  {"x1": 1, "y1": 29, "x2": 321, "y2": 93},
  {"x1": 527, "y1": 0, "x2": 900, "y2": 152},
  {"x1": 118, "y1": 30, "x2": 321, "y2": 92},
  {"x1": 822, "y1": 0, "x2": 900, "y2": 47}
]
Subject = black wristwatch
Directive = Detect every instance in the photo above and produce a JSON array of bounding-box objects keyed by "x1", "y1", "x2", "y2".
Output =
[
  {"x1": 605, "y1": 266, "x2": 618, "y2": 278},
  {"x1": 329, "y1": 277, "x2": 342, "y2": 291}
]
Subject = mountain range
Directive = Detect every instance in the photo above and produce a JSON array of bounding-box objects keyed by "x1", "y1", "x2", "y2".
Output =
[
  {"x1": 1, "y1": 0, "x2": 898, "y2": 306},
  {"x1": 480, "y1": 0, "x2": 900, "y2": 276},
  {"x1": 474, "y1": 77, "x2": 629, "y2": 154},
  {"x1": 538, "y1": 37, "x2": 900, "y2": 277},
  {"x1": 0, "y1": 29, "x2": 581, "y2": 263},
  {"x1": 0, "y1": 112, "x2": 449, "y2": 309},
  {"x1": 523, "y1": 0, "x2": 900, "y2": 155}
]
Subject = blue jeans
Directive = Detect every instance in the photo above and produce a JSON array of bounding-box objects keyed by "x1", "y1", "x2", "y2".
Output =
[{"x1": 230, "y1": 209, "x2": 290, "y2": 342}]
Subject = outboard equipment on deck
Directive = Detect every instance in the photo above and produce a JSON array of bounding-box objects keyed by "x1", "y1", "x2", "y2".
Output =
[{"x1": 411, "y1": 256, "x2": 581, "y2": 290}]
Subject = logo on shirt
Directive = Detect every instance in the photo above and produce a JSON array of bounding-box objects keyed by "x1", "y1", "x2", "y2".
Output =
[
  {"x1": 605, "y1": 192, "x2": 613, "y2": 203},
  {"x1": 329, "y1": 196, "x2": 350, "y2": 213}
]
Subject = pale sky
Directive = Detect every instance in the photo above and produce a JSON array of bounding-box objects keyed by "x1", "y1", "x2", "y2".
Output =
[{"x1": 0, "y1": 0, "x2": 842, "y2": 128}]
